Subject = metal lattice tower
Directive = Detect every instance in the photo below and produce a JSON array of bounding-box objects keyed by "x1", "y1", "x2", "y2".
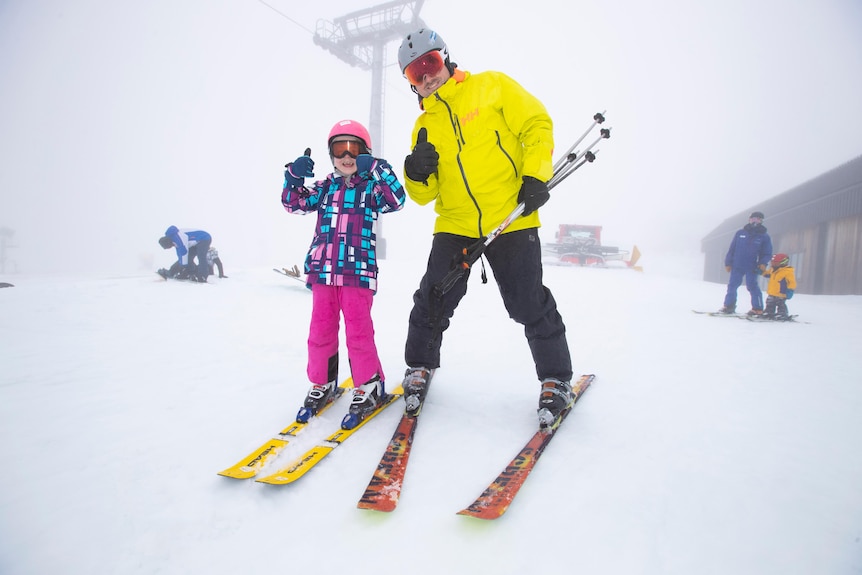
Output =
[{"x1": 313, "y1": 0, "x2": 425, "y2": 157}]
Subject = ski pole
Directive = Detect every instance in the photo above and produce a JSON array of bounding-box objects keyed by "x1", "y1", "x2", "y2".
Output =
[
  {"x1": 433, "y1": 202, "x2": 527, "y2": 297},
  {"x1": 549, "y1": 150, "x2": 599, "y2": 189},
  {"x1": 433, "y1": 116, "x2": 612, "y2": 297},
  {"x1": 548, "y1": 127, "x2": 610, "y2": 188},
  {"x1": 552, "y1": 111, "x2": 605, "y2": 173}
]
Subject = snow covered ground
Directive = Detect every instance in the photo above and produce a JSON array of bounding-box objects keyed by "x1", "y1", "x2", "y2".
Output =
[{"x1": 1, "y1": 258, "x2": 861, "y2": 574}]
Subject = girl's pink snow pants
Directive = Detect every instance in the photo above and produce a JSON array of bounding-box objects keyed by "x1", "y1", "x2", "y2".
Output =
[{"x1": 307, "y1": 284, "x2": 384, "y2": 388}]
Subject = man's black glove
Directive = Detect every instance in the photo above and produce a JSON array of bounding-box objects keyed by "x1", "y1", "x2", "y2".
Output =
[
  {"x1": 517, "y1": 176, "x2": 550, "y2": 216},
  {"x1": 404, "y1": 127, "x2": 438, "y2": 182}
]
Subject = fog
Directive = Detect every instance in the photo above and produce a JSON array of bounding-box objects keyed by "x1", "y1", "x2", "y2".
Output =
[{"x1": 1, "y1": 0, "x2": 861, "y2": 275}]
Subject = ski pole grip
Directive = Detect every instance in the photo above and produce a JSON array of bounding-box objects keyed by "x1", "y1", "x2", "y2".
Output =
[{"x1": 435, "y1": 268, "x2": 464, "y2": 297}]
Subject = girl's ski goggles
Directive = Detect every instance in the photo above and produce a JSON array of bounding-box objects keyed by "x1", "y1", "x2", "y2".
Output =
[
  {"x1": 329, "y1": 139, "x2": 368, "y2": 159},
  {"x1": 404, "y1": 50, "x2": 445, "y2": 86}
]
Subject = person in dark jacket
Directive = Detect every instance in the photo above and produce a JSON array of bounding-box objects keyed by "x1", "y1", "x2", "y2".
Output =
[
  {"x1": 720, "y1": 211, "x2": 773, "y2": 315},
  {"x1": 159, "y1": 245, "x2": 226, "y2": 280},
  {"x1": 158, "y1": 226, "x2": 212, "y2": 282}
]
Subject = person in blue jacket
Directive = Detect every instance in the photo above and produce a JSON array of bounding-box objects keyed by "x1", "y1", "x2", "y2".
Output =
[
  {"x1": 719, "y1": 211, "x2": 772, "y2": 315},
  {"x1": 158, "y1": 226, "x2": 212, "y2": 282}
]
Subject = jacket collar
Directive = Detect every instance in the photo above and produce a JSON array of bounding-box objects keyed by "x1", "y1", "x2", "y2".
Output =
[{"x1": 421, "y1": 69, "x2": 469, "y2": 110}]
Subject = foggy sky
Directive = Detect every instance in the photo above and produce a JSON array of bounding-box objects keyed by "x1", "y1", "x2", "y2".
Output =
[{"x1": 1, "y1": 0, "x2": 861, "y2": 275}]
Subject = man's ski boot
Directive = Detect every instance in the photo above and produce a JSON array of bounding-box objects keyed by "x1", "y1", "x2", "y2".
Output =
[
  {"x1": 537, "y1": 378, "x2": 574, "y2": 429},
  {"x1": 747, "y1": 309, "x2": 764, "y2": 317},
  {"x1": 403, "y1": 367, "x2": 433, "y2": 417},
  {"x1": 296, "y1": 380, "x2": 337, "y2": 423},
  {"x1": 341, "y1": 376, "x2": 385, "y2": 430},
  {"x1": 717, "y1": 306, "x2": 736, "y2": 314}
]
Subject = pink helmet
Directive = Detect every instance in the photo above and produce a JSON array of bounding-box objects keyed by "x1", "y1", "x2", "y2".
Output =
[{"x1": 328, "y1": 119, "x2": 372, "y2": 153}]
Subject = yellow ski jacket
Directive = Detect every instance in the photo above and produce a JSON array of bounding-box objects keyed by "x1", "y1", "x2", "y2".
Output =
[
  {"x1": 763, "y1": 265, "x2": 797, "y2": 298},
  {"x1": 405, "y1": 69, "x2": 554, "y2": 239}
]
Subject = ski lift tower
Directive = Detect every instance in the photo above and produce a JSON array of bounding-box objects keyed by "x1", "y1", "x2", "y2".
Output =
[{"x1": 314, "y1": 0, "x2": 425, "y2": 257}]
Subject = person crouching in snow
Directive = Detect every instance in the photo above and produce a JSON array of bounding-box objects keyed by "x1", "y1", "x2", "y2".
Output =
[
  {"x1": 281, "y1": 119, "x2": 406, "y2": 430},
  {"x1": 158, "y1": 226, "x2": 212, "y2": 282},
  {"x1": 762, "y1": 253, "x2": 797, "y2": 320}
]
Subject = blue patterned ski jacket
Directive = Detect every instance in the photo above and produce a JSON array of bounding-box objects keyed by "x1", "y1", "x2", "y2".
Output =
[{"x1": 281, "y1": 159, "x2": 405, "y2": 293}]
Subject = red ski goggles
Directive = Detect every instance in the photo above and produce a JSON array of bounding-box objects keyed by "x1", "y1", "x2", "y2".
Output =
[
  {"x1": 404, "y1": 50, "x2": 446, "y2": 86},
  {"x1": 329, "y1": 139, "x2": 368, "y2": 159}
]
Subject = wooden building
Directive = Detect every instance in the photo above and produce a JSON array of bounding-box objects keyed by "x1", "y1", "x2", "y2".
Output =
[{"x1": 701, "y1": 155, "x2": 862, "y2": 295}]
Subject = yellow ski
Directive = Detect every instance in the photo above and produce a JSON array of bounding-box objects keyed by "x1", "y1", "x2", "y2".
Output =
[
  {"x1": 256, "y1": 386, "x2": 403, "y2": 485},
  {"x1": 217, "y1": 378, "x2": 353, "y2": 479}
]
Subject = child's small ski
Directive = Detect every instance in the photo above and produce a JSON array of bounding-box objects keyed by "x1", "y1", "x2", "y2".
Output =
[
  {"x1": 217, "y1": 378, "x2": 353, "y2": 479},
  {"x1": 743, "y1": 314, "x2": 809, "y2": 324},
  {"x1": 255, "y1": 386, "x2": 403, "y2": 485}
]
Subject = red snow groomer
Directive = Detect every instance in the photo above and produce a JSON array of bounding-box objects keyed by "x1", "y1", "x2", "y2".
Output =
[{"x1": 544, "y1": 224, "x2": 642, "y2": 270}]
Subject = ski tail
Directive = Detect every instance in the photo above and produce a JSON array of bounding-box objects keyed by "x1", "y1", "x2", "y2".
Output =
[
  {"x1": 357, "y1": 415, "x2": 419, "y2": 512},
  {"x1": 457, "y1": 374, "x2": 595, "y2": 520},
  {"x1": 356, "y1": 370, "x2": 435, "y2": 512}
]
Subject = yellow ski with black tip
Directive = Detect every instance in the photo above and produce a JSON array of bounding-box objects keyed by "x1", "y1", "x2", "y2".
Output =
[
  {"x1": 256, "y1": 386, "x2": 403, "y2": 485},
  {"x1": 217, "y1": 378, "x2": 353, "y2": 479}
]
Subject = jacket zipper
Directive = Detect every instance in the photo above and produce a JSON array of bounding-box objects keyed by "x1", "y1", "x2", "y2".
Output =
[{"x1": 436, "y1": 93, "x2": 484, "y2": 237}]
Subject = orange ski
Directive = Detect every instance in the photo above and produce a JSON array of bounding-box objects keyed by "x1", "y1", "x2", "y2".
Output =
[{"x1": 457, "y1": 374, "x2": 595, "y2": 520}]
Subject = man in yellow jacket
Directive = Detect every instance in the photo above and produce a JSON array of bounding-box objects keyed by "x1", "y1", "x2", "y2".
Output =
[{"x1": 396, "y1": 28, "x2": 573, "y2": 428}]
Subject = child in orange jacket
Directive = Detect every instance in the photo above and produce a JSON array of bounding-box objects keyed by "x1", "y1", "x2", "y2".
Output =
[{"x1": 762, "y1": 253, "x2": 797, "y2": 320}]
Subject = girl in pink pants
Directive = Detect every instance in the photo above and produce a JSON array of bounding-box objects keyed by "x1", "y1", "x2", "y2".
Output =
[
  {"x1": 281, "y1": 119, "x2": 405, "y2": 429},
  {"x1": 308, "y1": 285, "x2": 382, "y2": 390}
]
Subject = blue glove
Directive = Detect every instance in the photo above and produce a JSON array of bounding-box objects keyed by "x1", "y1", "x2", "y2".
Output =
[
  {"x1": 285, "y1": 148, "x2": 314, "y2": 186},
  {"x1": 356, "y1": 154, "x2": 376, "y2": 177},
  {"x1": 786, "y1": 289, "x2": 794, "y2": 300}
]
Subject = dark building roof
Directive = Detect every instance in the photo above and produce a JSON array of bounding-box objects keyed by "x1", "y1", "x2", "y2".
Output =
[{"x1": 702, "y1": 154, "x2": 862, "y2": 245}]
